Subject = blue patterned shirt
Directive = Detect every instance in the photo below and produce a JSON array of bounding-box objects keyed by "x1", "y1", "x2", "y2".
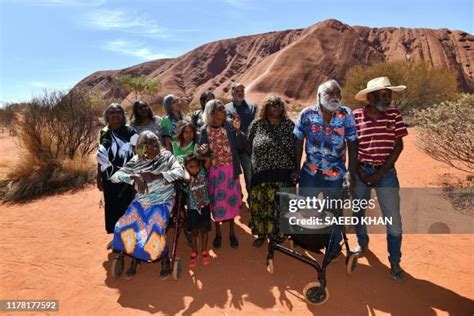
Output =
[{"x1": 293, "y1": 105, "x2": 357, "y2": 180}]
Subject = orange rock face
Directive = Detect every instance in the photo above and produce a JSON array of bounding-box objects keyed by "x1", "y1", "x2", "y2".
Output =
[{"x1": 74, "y1": 19, "x2": 473, "y2": 107}]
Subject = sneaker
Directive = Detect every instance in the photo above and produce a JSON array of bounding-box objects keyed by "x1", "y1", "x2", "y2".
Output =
[
  {"x1": 201, "y1": 250, "x2": 210, "y2": 266},
  {"x1": 252, "y1": 237, "x2": 265, "y2": 248},
  {"x1": 229, "y1": 234, "x2": 239, "y2": 248},
  {"x1": 351, "y1": 245, "x2": 368, "y2": 257},
  {"x1": 160, "y1": 258, "x2": 171, "y2": 280},
  {"x1": 125, "y1": 259, "x2": 139, "y2": 280},
  {"x1": 106, "y1": 240, "x2": 113, "y2": 250},
  {"x1": 213, "y1": 235, "x2": 222, "y2": 249},
  {"x1": 189, "y1": 252, "x2": 198, "y2": 268},
  {"x1": 390, "y1": 263, "x2": 405, "y2": 281}
]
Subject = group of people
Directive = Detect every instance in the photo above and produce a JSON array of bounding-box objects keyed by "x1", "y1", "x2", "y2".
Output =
[{"x1": 96, "y1": 76, "x2": 408, "y2": 282}]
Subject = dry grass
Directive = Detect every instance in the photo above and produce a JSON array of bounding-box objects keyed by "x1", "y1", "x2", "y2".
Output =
[{"x1": 1, "y1": 90, "x2": 99, "y2": 203}]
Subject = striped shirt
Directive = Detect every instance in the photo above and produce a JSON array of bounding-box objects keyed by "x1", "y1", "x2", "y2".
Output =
[{"x1": 353, "y1": 107, "x2": 408, "y2": 165}]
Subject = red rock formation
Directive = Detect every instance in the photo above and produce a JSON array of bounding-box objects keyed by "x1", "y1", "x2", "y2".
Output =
[{"x1": 73, "y1": 19, "x2": 473, "y2": 108}]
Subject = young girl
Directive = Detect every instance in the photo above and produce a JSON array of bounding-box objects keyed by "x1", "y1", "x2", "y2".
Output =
[
  {"x1": 183, "y1": 153, "x2": 212, "y2": 267},
  {"x1": 199, "y1": 99, "x2": 245, "y2": 249},
  {"x1": 161, "y1": 94, "x2": 187, "y2": 152},
  {"x1": 171, "y1": 120, "x2": 198, "y2": 166}
]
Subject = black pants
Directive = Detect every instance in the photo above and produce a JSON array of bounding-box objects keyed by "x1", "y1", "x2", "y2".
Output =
[{"x1": 103, "y1": 180, "x2": 134, "y2": 234}]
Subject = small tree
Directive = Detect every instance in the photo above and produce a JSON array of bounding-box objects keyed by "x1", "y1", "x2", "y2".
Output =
[
  {"x1": 342, "y1": 61, "x2": 459, "y2": 117},
  {"x1": 414, "y1": 94, "x2": 473, "y2": 174},
  {"x1": 113, "y1": 74, "x2": 161, "y2": 102}
]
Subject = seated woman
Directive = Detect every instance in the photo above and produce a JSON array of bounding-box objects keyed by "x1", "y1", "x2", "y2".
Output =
[{"x1": 110, "y1": 131, "x2": 184, "y2": 280}]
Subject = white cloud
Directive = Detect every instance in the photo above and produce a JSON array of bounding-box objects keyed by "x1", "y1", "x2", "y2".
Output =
[
  {"x1": 31, "y1": 81, "x2": 74, "y2": 89},
  {"x1": 84, "y1": 9, "x2": 170, "y2": 38},
  {"x1": 102, "y1": 40, "x2": 171, "y2": 61},
  {"x1": 223, "y1": 0, "x2": 255, "y2": 9},
  {"x1": 11, "y1": 0, "x2": 106, "y2": 7}
]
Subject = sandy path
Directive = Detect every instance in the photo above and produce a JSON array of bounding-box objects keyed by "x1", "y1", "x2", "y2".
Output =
[{"x1": 0, "y1": 130, "x2": 473, "y2": 315}]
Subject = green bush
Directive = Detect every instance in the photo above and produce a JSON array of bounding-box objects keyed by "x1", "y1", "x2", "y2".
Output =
[
  {"x1": 342, "y1": 61, "x2": 459, "y2": 119},
  {"x1": 413, "y1": 94, "x2": 473, "y2": 174}
]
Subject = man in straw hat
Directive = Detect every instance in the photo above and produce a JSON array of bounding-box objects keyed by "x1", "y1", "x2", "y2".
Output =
[{"x1": 352, "y1": 76, "x2": 408, "y2": 281}]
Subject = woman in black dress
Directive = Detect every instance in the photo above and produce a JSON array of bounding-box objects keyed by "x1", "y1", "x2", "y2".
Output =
[{"x1": 96, "y1": 103, "x2": 138, "y2": 249}]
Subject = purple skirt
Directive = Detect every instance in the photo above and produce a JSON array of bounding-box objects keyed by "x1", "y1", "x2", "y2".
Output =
[{"x1": 208, "y1": 164, "x2": 242, "y2": 222}]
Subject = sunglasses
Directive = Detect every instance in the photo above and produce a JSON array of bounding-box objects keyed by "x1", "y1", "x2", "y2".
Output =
[{"x1": 269, "y1": 101, "x2": 283, "y2": 108}]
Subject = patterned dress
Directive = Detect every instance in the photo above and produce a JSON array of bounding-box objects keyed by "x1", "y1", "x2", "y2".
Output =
[
  {"x1": 248, "y1": 118, "x2": 296, "y2": 239},
  {"x1": 207, "y1": 126, "x2": 242, "y2": 222},
  {"x1": 110, "y1": 150, "x2": 184, "y2": 262}
]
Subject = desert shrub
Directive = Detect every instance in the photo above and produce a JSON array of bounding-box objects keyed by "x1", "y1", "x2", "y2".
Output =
[
  {"x1": 2, "y1": 90, "x2": 100, "y2": 202},
  {"x1": 0, "y1": 102, "x2": 27, "y2": 136},
  {"x1": 87, "y1": 90, "x2": 122, "y2": 118},
  {"x1": 342, "y1": 61, "x2": 459, "y2": 120},
  {"x1": 414, "y1": 94, "x2": 473, "y2": 174},
  {"x1": 114, "y1": 74, "x2": 161, "y2": 102}
]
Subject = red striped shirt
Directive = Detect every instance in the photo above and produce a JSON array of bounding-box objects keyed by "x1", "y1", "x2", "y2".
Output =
[{"x1": 353, "y1": 107, "x2": 408, "y2": 165}]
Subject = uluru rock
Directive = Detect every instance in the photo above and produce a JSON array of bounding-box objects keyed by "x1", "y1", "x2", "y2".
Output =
[{"x1": 73, "y1": 19, "x2": 473, "y2": 108}]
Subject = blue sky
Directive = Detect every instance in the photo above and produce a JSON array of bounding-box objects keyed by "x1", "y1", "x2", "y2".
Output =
[{"x1": 0, "y1": 0, "x2": 472, "y2": 104}]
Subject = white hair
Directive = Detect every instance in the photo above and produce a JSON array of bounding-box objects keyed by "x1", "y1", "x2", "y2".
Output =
[
  {"x1": 316, "y1": 79, "x2": 342, "y2": 103},
  {"x1": 136, "y1": 130, "x2": 160, "y2": 147},
  {"x1": 203, "y1": 99, "x2": 224, "y2": 126}
]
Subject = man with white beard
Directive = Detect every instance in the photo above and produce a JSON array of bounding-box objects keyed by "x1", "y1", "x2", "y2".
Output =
[{"x1": 292, "y1": 79, "x2": 358, "y2": 261}]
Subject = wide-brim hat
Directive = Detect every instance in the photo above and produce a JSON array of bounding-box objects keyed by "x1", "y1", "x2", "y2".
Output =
[{"x1": 355, "y1": 76, "x2": 406, "y2": 101}]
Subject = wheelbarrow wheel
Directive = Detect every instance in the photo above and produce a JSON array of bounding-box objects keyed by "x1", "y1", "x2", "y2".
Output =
[{"x1": 303, "y1": 281, "x2": 330, "y2": 305}]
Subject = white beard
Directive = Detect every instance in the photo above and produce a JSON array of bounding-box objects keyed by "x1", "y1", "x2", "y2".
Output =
[{"x1": 320, "y1": 94, "x2": 341, "y2": 112}]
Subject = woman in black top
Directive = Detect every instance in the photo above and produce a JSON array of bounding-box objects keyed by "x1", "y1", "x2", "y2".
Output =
[
  {"x1": 96, "y1": 103, "x2": 138, "y2": 249},
  {"x1": 247, "y1": 96, "x2": 297, "y2": 247}
]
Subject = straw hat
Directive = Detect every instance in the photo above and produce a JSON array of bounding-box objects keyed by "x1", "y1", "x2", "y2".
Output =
[{"x1": 355, "y1": 77, "x2": 406, "y2": 101}]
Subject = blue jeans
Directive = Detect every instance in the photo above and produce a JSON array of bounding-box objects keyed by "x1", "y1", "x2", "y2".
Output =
[
  {"x1": 299, "y1": 169, "x2": 343, "y2": 254},
  {"x1": 353, "y1": 165, "x2": 403, "y2": 264}
]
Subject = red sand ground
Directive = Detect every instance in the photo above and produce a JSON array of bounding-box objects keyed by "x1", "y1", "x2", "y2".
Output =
[{"x1": 0, "y1": 129, "x2": 473, "y2": 315}]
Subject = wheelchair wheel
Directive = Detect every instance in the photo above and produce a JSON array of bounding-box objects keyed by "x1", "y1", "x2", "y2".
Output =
[
  {"x1": 303, "y1": 281, "x2": 329, "y2": 305},
  {"x1": 172, "y1": 257, "x2": 182, "y2": 280},
  {"x1": 266, "y1": 259, "x2": 274, "y2": 274}
]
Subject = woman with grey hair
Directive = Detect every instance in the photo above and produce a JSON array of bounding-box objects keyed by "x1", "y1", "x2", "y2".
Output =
[
  {"x1": 199, "y1": 99, "x2": 245, "y2": 249},
  {"x1": 161, "y1": 94, "x2": 188, "y2": 151},
  {"x1": 96, "y1": 103, "x2": 138, "y2": 250},
  {"x1": 110, "y1": 130, "x2": 185, "y2": 280}
]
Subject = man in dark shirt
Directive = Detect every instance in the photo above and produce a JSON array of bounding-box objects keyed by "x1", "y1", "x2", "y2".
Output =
[{"x1": 225, "y1": 82, "x2": 256, "y2": 202}]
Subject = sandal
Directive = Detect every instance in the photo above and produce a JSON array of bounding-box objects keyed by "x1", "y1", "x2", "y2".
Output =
[
  {"x1": 125, "y1": 258, "x2": 139, "y2": 280},
  {"x1": 213, "y1": 235, "x2": 222, "y2": 249},
  {"x1": 159, "y1": 257, "x2": 171, "y2": 280},
  {"x1": 229, "y1": 234, "x2": 239, "y2": 248},
  {"x1": 252, "y1": 237, "x2": 265, "y2": 248},
  {"x1": 112, "y1": 254, "x2": 124, "y2": 278},
  {"x1": 189, "y1": 252, "x2": 198, "y2": 268},
  {"x1": 201, "y1": 250, "x2": 210, "y2": 266}
]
